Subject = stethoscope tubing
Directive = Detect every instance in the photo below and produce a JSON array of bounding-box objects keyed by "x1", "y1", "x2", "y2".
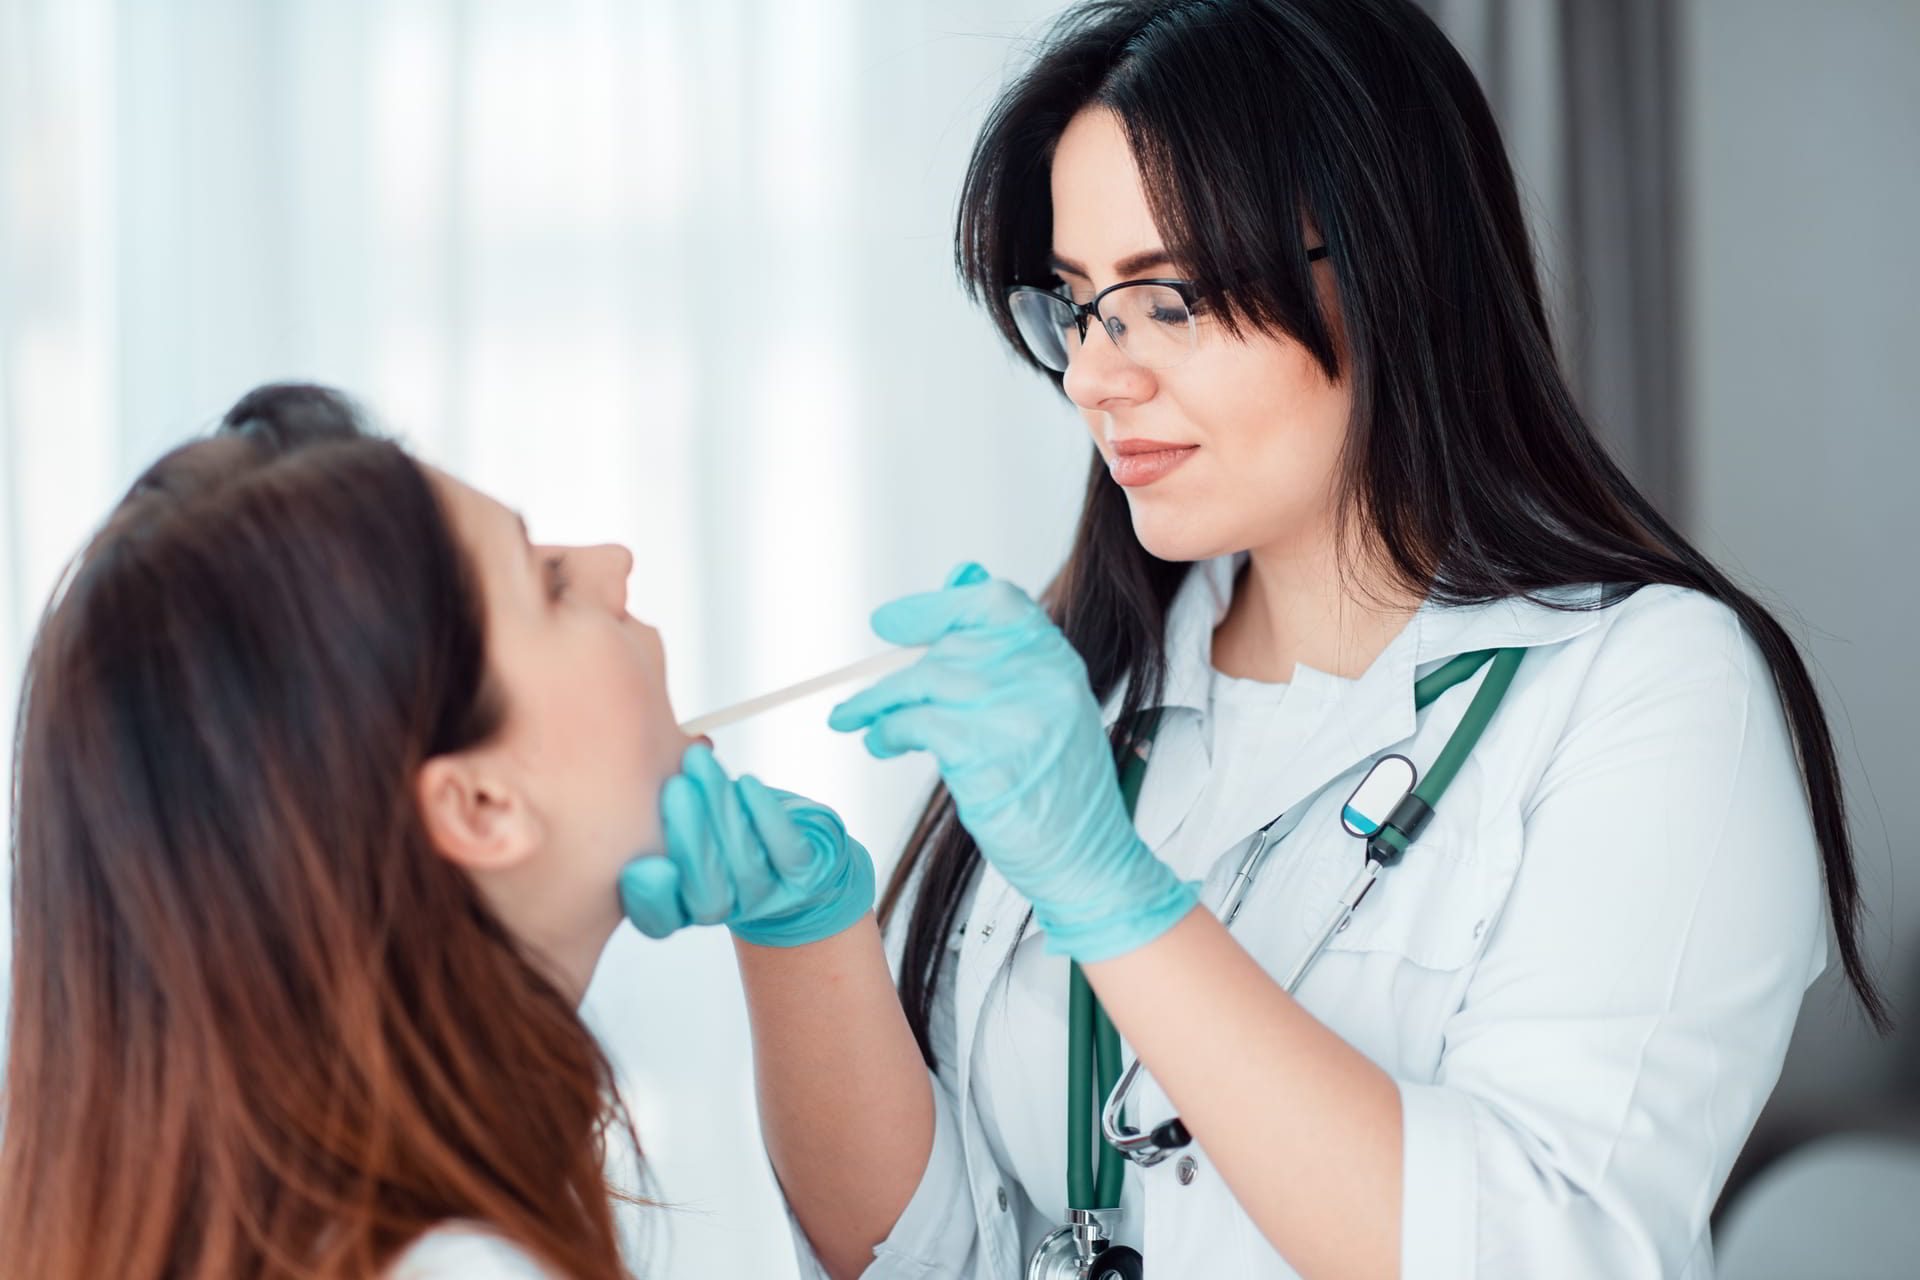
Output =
[{"x1": 1096, "y1": 647, "x2": 1525, "y2": 1168}]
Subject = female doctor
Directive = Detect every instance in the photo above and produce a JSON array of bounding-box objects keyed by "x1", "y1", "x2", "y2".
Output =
[{"x1": 618, "y1": 1, "x2": 1888, "y2": 1276}]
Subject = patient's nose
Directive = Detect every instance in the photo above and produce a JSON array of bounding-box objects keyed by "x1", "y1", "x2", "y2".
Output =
[{"x1": 583, "y1": 543, "x2": 632, "y2": 613}]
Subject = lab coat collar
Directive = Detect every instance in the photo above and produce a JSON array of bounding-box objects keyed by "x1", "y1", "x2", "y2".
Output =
[
  {"x1": 1115, "y1": 555, "x2": 1615, "y2": 855},
  {"x1": 1151, "y1": 553, "x2": 1612, "y2": 721}
]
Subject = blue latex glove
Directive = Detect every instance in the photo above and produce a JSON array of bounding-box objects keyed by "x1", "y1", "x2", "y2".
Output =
[
  {"x1": 828, "y1": 564, "x2": 1197, "y2": 962},
  {"x1": 618, "y1": 744, "x2": 874, "y2": 948}
]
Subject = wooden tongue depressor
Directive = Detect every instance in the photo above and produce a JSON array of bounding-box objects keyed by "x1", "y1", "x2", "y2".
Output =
[{"x1": 678, "y1": 646, "x2": 929, "y2": 738}]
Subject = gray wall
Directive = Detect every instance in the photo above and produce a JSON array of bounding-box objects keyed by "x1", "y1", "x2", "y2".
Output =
[{"x1": 1683, "y1": 0, "x2": 1920, "y2": 1148}]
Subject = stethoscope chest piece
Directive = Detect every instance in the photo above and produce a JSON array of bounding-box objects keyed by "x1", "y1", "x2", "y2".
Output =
[
  {"x1": 1086, "y1": 1246, "x2": 1144, "y2": 1280},
  {"x1": 1026, "y1": 1208, "x2": 1145, "y2": 1280}
]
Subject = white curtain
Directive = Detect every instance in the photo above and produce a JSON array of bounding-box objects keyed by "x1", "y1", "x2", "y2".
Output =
[
  {"x1": 1421, "y1": 0, "x2": 1684, "y2": 519},
  {"x1": 0, "y1": 2, "x2": 1084, "y2": 1274}
]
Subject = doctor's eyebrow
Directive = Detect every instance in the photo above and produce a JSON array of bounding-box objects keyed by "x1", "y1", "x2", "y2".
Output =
[{"x1": 1049, "y1": 249, "x2": 1176, "y2": 279}]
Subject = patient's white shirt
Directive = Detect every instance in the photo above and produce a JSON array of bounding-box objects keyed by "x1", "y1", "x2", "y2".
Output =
[{"x1": 384, "y1": 1223, "x2": 565, "y2": 1279}]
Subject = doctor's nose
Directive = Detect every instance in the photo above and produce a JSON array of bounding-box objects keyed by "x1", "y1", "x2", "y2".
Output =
[{"x1": 1062, "y1": 319, "x2": 1158, "y2": 412}]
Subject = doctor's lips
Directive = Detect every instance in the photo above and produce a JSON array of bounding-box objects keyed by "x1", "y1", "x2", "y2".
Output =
[{"x1": 1107, "y1": 438, "x2": 1198, "y2": 488}]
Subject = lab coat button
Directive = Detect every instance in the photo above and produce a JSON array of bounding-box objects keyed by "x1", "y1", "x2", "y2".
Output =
[
  {"x1": 981, "y1": 922, "x2": 996, "y2": 939},
  {"x1": 1472, "y1": 919, "x2": 1486, "y2": 938},
  {"x1": 1176, "y1": 1156, "x2": 1198, "y2": 1185},
  {"x1": 997, "y1": 1186, "x2": 1009, "y2": 1211}
]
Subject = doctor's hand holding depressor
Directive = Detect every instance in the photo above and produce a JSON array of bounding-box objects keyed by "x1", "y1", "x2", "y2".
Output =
[
  {"x1": 829, "y1": 563, "x2": 1198, "y2": 963},
  {"x1": 618, "y1": 744, "x2": 875, "y2": 947}
]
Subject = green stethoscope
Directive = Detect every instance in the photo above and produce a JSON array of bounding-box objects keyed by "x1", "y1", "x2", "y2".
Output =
[{"x1": 1025, "y1": 647, "x2": 1526, "y2": 1280}]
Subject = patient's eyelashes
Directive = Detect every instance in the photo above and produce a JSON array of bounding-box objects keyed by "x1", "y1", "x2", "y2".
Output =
[{"x1": 543, "y1": 554, "x2": 571, "y2": 602}]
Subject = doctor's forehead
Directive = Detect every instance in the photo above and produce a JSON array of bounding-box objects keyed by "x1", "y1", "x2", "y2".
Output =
[{"x1": 1047, "y1": 107, "x2": 1166, "y2": 279}]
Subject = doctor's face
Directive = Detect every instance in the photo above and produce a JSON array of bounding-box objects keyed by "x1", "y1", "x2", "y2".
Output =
[
  {"x1": 431, "y1": 471, "x2": 691, "y2": 935},
  {"x1": 1047, "y1": 107, "x2": 1353, "y2": 565}
]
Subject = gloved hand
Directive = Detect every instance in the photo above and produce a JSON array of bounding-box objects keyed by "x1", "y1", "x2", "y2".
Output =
[
  {"x1": 828, "y1": 564, "x2": 1196, "y2": 962},
  {"x1": 618, "y1": 744, "x2": 874, "y2": 948}
]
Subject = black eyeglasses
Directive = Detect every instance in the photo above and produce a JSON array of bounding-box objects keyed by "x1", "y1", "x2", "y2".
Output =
[{"x1": 1005, "y1": 246, "x2": 1329, "y2": 373}]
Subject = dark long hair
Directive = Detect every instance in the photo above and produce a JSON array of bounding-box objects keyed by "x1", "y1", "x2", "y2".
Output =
[
  {"x1": 879, "y1": 0, "x2": 1890, "y2": 1065},
  {"x1": 2, "y1": 385, "x2": 640, "y2": 1279}
]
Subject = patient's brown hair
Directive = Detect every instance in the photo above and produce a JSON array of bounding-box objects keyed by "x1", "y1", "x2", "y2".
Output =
[{"x1": 1, "y1": 385, "x2": 639, "y2": 1279}]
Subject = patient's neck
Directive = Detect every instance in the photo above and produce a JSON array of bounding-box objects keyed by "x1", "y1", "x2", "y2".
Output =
[
  {"x1": 527, "y1": 922, "x2": 617, "y2": 1006},
  {"x1": 485, "y1": 880, "x2": 622, "y2": 1006}
]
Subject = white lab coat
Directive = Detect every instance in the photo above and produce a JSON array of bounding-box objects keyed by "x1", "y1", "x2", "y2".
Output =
[{"x1": 791, "y1": 554, "x2": 1826, "y2": 1279}]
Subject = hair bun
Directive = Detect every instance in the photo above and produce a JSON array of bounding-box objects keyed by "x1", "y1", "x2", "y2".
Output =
[{"x1": 218, "y1": 382, "x2": 371, "y2": 453}]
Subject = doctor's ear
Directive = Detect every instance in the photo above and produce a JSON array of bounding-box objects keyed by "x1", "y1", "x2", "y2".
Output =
[{"x1": 415, "y1": 754, "x2": 544, "y2": 873}]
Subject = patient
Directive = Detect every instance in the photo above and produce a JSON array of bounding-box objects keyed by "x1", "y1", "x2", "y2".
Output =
[{"x1": 0, "y1": 384, "x2": 688, "y2": 1279}]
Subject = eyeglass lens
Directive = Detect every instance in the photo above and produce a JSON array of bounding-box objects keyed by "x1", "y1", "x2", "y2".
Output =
[{"x1": 1009, "y1": 283, "x2": 1196, "y2": 373}]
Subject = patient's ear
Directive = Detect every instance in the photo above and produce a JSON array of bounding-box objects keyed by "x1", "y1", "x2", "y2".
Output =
[{"x1": 415, "y1": 754, "x2": 544, "y2": 871}]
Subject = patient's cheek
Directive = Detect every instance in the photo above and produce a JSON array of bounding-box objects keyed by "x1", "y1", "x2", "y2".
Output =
[
  {"x1": 637, "y1": 668, "x2": 692, "y2": 775},
  {"x1": 606, "y1": 707, "x2": 687, "y2": 833}
]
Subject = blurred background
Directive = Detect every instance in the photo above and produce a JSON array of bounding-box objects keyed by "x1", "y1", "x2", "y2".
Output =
[{"x1": 0, "y1": 1, "x2": 1914, "y2": 1275}]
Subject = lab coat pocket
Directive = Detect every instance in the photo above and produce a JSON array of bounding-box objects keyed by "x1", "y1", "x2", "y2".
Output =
[{"x1": 1311, "y1": 758, "x2": 1523, "y2": 973}]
